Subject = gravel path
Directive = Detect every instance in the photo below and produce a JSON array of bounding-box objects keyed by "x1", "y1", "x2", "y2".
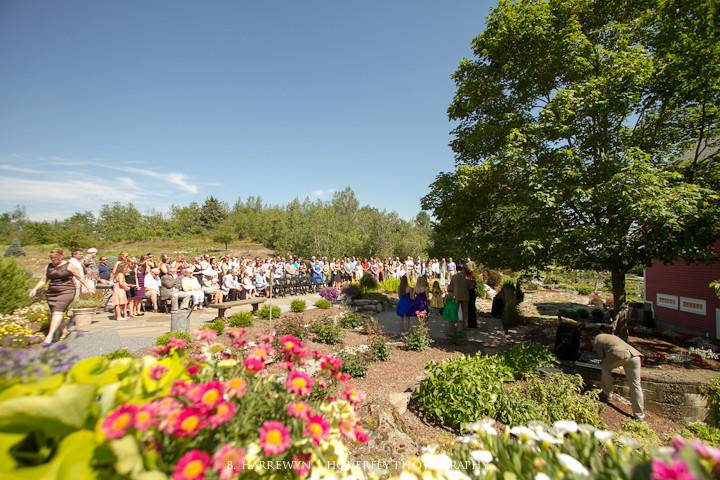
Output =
[{"x1": 64, "y1": 329, "x2": 157, "y2": 360}]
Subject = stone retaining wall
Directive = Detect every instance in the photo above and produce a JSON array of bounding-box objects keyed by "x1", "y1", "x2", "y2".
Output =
[{"x1": 555, "y1": 361, "x2": 718, "y2": 424}]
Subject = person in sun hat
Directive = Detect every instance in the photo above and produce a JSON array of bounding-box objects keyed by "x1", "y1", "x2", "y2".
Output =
[{"x1": 181, "y1": 266, "x2": 204, "y2": 310}]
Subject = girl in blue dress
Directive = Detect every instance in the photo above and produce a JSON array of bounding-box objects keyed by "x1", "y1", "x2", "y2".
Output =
[{"x1": 395, "y1": 275, "x2": 414, "y2": 333}]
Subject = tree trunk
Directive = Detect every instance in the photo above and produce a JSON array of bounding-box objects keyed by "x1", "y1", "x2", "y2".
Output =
[{"x1": 611, "y1": 268, "x2": 627, "y2": 311}]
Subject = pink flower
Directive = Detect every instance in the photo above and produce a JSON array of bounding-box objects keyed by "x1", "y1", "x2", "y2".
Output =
[
  {"x1": 321, "y1": 354, "x2": 343, "y2": 372},
  {"x1": 354, "y1": 424, "x2": 369, "y2": 443},
  {"x1": 173, "y1": 450, "x2": 211, "y2": 480},
  {"x1": 651, "y1": 459, "x2": 697, "y2": 480},
  {"x1": 210, "y1": 401, "x2": 236, "y2": 428},
  {"x1": 226, "y1": 327, "x2": 246, "y2": 339},
  {"x1": 231, "y1": 338, "x2": 247, "y2": 349},
  {"x1": 173, "y1": 407, "x2": 207, "y2": 437},
  {"x1": 279, "y1": 335, "x2": 304, "y2": 352},
  {"x1": 171, "y1": 380, "x2": 191, "y2": 396},
  {"x1": 292, "y1": 452, "x2": 312, "y2": 477},
  {"x1": 339, "y1": 419, "x2": 355, "y2": 440},
  {"x1": 194, "y1": 329, "x2": 217, "y2": 341},
  {"x1": 258, "y1": 421, "x2": 291, "y2": 456},
  {"x1": 153, "y1": 345, "x2": 170, "y2": 357},
  {"x1": 249, "y1": 343, "x2": 275, "y2": 362},
  {"x1": 188, "y1": 381, "x2": 225, "y2": 409},
  {"x1": 690, "y1": 440, "x2": 720, "y2": 464},
  {"x1": 213, "y1": 444, "x2": 245, "y2": 480},
  {"x1": 135, "y1": 403, "x2": 158, "y2": 431},
  {"x1": 243, "y1": 357, "x2": 265, "y2": 374},
  {"x1": 304, "y1": 414, "x2": 330, "y2": 445},
  {"x1": 168, "y1": 337, "x2": 189, "y2": 350},
  {"x1": 101, "y1": 404, "x2": 137, "y2": 439},
  {"x1": 259, "y1": 332, "x2": 276, "y2": 344},
  {"x1": 225, "y1": 377, "x2": 248, "y2": 399},
  {"x1": 187, "y1": 364, "x2": 200, "y2": 376},
  {"x1": 288, "y1": 401, "x2": 313, "y2": 420},
  {"x1": 342, "y1": 387, "x2": 366, "y2": 404},
  {"x1": 286, "y1": 371, "x2": 313, "y2": 396},
  {"x1": 149, "y1": 364, "x2": 168, "y2": 381}
]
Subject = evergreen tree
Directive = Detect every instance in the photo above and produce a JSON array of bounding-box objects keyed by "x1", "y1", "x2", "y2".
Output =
[
  {"x1": 3, "y1": 239, "x2": 25, "y2": 257},
  {"x1": 200, "y1": 196, "x2": 228, "y2": 229},
  {"x1": 0, "y1": 258, "x2": 32, "y2": 314}
]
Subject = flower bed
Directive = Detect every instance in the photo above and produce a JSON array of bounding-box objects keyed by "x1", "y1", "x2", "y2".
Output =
[{"x1": 0, "y1": 327, "x2": 368, "y2": 478}]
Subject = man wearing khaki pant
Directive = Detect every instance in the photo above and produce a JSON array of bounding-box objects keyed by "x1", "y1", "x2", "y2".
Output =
[{"x1": 593, "y1": 333, "x2": 645, "y2": 420}]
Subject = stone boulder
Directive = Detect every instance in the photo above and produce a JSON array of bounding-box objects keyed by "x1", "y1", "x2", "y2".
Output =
[{"x1": 354, "y1": 400, "x2": 418, "y2": 465}]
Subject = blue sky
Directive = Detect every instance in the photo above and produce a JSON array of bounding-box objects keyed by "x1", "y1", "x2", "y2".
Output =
[{"x1": 0, "y1": 0, "x2": 492, "y2": 221}]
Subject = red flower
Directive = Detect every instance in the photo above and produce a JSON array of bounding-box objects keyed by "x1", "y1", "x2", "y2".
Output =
[{"x1": 173, "y1": 450, "x2": 211, "y2": 480}]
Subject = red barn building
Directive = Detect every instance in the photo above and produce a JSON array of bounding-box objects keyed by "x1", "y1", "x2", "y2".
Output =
[{"x1": 644, "y1": 256, "x2": 720, "y2": 339}]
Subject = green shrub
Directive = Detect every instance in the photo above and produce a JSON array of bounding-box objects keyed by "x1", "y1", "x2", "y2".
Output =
[
  {"x1": 401, "y1": 324, "x2": 432, "y2": 352},
  {"x1": 228, "y1": 311, "x2": 254, "y2": 327},
  {"x1": 359, "y1": 274, "x2": 379, "y2": 292},
  {"x1": 575, "y1": 308, "x2": 590, "y2": 319},
  {"x1": 104, "y1": 348, "x2": 133, "y2": 360},
  {"x1": 341, "y1": 284, "x2": 361, "y2": 300},
  {"x1": 576, "y1": 285, "x2": 594, "y2": 295},
  {"x1": 3, "y1": 239, "x2": 25, "y2": 257},
  {"x1": 485, "y1": 269, "x2": 502, "y2": 288},
  {"x1": 413, "y1": 354, "x2": 514, "y2": 430},
  {"x1": 359, "y1": 292, "x2": 389, "y2": 305},
  {"x1": 275, "y1": 314, "x2": 309, "y2": 341},
  {"x1": 699, "y1": 377, "x2": 720, "y2": 427},
  {"x1": 339, "y1": 353, "x2": 368, "y2": 378},
  {"x1": 494, "y1": 384, "x2": 546, "y2": 427},
  {"x1": 621, "y1": 419, "x2": 660, "y2": 452},
  {"x1": 340, "y1": 313, "x2": 362, "y2": 329},
  {"x1": 501, "y1": 343, "x2": 558, "y2": 380},
  {"x1": 557, "y1": 308, "x2": 578, "y2": 319},
  {"x1": 684, "y1": 423, "x2": 720, "y2": 447},
  {"x1": 290, "y1": 299, "x2": 306, "y2": 312},
  {"x1": 378, "y1": 278, "x2": 400, "y2": 293},
  {"x1": 314, "y1": 299, "x2": 332, "y2": 310},
  {"x1": 369, "y1": 337, "x2": 391, "y2": 362},
  {"x1": 311, "y1": 317, "x2": 344, "y2": 345},
  {"x1": 256, "y1": 304, "x2": 282, "y2": 320},
  {"x1": 210, "y1": 318, "x2": 225, "y2": 335},
  {"x1": 0, "y1": 258, "x2": 33, "y2": 314},
  {"x1": 156, "y1": 331, "x2": 193, "y2": 346}
]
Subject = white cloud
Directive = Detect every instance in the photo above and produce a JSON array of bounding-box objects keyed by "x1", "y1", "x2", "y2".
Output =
[
  {"x1": 0, "y1": 164, "x2": 44, "y2": 174},
  {"x1": 311, "y1": 188, "x2": 337, "y2": 198},
  {"x1": 118, "y1": 177, "x2": 139, "y2": 190}
]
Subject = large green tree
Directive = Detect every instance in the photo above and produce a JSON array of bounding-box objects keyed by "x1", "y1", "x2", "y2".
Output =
[{"x1": 423, "y1": 0, "x2": 719, "y2": 307}]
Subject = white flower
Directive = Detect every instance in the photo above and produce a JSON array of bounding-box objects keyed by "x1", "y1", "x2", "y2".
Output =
[
  {"x1": 399, "y1": 473, "x2": 418, "y2": 480},
  {"x1": 616, "y1": 435, "x2": 641, "y2": 449},
  {"x1": 537, "y1": 431, "x2": 563, "y2": 445},
  {"x1": 419, "y1": 453, "x2": 453, "y2": 472},
  {"x1": 557, "y1": 453, "x2": 589, "y2": 476},
  {"x1": 552, "y1": 420, "x2": 578, "y2": 435},
  {"x1": 468, "y1": 418, "x2": 498, "y2": 436},
  {"x1": 458, "y1": 435, "x2": 477, "y2": 444},
  {"x1": 577, "y1": 424, "x2": 597, "y2": 435},
  {"x1": 658, "y1": 446, "x2": 674, "y2": 457},
  {"x1": 527, "y1": 421, "x2": 550, "y2": 433},
  {"x1": 421, "y1": 444, "x2": 439, "y2": 454},
  {"x1": 509, "y1": 426, "x2": 538, "y2": 442},
  {"x1": 593, "y1": 430, "x2": 615, "y2": 443},
  {"x1": 446, "y1": 471, "x2": 471, "y2": 480},
  {"x1": 535, "y1": 474, "x2": 551, "y2": 480},
  {"x1": 470, "y1": 450, "x2": 493, "y2": 464}
]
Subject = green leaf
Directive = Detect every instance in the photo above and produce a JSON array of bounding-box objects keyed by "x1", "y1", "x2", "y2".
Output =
[{"x1": 3, "y1": 430, "x2": 96, "y2": 480}]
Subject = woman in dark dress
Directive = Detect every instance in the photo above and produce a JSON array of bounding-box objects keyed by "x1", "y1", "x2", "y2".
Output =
[
  {"x1": 466, "y1": 270, "x2": 478, "y2": 328},
  {"x1": 29, "y1": 248, "x2": 94, "y2": 345}
]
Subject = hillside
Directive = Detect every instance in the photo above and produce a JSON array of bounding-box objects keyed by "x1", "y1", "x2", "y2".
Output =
[{"x1": 4, "y1": 238, "x2": 273, "y2": 277}]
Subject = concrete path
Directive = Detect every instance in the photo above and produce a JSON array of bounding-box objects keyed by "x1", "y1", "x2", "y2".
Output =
[{"x1": 59, "y1": 294, "x2": 506, "y2": 359}]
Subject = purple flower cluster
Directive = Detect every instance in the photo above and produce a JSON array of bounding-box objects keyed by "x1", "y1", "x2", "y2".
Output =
[
  {"x1": 0, "y1": 343, "x2": 77, "y2": 386},
  {"x1": 318, "y1": 287, "x2": 340, "y2": 302}
]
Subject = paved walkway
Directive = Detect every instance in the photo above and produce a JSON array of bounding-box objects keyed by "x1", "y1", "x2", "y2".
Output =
[{"x1": 60, "y1": 294, "x2": 506, "y2": 359}]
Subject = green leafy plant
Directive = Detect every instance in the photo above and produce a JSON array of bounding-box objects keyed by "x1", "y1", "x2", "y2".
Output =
[
  {"x1": 314, "y1": 299, "x2": 332, "y2": 310},
  {"x1": 369, "y1": 337, "x2": 391, "y2": 362},
  {"x1": 228, "y1": 311, "x2": 254, "y2": 327},
  {"x1": 699, "y1": 377, "x2": 720, "y2": 427},
  {"x1": 359, "y1": 274, "x2": 379, "y2": 292},
  {"x1": 290, "y1": 299, "x2": 306, "y2": 312},
  {"x1": 311, "y1": 317, "x2": 345, "y2": 345},
  {"x1": 209, "y1": 318, "x2": 225, "y2": 335},
  {"x1": 0, "y1": 258, "x2": 33, "y2": 314},
  {"x1": 576, "y1": 285, "x2": 594, "y2": 295},
  {"x1": 501, "y1": 343, "x2": 558, "y2": 380},
  {"x1": 413, "y1": 354, "x2": 514, "y2": 430},
  {"x1": 256, "y1": 304, "x2": 282, "y2": 320},
  {"x1": 4, "y1": 239, "x2": 25, "y2": 257},
  {"x1": 275, "y1": 314, "x2": 309, "y2": 341},
  {"x1": 684, "y1": 423, "x2": 720, "y2": 447},
  {"x1": 155, "y1": 331, "x2": 193, "y2": 346},
  {"x1": 621, "y1": 418, "x2": 660, "y2": 452},
  {"x1": 104, "y1": 348, "x2": 133, "y2": 360},
  {"x1": 401, "y1": 323, "x2": 432, "y2": 351},
  {"x1": 340, "y1": 312, "x2": 362, "y2": 329},
  {"x1": 378, "y1": 278, "x2": 400, "y2": 293},
  {"x1": 339, "y1": 353, "x2": 368, "y2": 378}
]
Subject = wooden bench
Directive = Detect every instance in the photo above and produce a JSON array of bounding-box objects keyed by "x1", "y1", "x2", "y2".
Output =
[{"x1": 207, "y1": 298, "x2": 267, "y2": 318}]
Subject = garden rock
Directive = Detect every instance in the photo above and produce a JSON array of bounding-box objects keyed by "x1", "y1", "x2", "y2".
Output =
[
  {"x1": 386, "y1": 392, "x2": 411, "y2": 415},
  {"x1": 359, "y1": 400, "x2": 418, "y2": 460}
]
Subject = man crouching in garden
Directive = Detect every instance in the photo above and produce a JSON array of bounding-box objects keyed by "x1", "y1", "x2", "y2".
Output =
[{"x1": 593, "y1": 333, "x2": 645, "y2": 420}]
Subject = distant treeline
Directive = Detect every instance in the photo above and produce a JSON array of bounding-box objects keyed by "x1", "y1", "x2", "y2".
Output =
[{"x1": 0, "y1": 187, "x2": 432, "y2": 258}]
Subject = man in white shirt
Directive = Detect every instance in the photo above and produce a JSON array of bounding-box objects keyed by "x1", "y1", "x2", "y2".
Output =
[
  {"x1": 143, "y1": 268, "x2": 161, "y2": 312},
  {"x1": 69, "y1": 249, "x2": 86, "y2": 300}
]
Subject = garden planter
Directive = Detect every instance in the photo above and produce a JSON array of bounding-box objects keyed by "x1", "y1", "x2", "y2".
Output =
[{"x1": 71, "y1": 307, "x2": 97, "y2": 330}]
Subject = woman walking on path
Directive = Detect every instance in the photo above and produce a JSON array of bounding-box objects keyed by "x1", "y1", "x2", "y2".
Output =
[
  {"x1": 466, "y1": 270, "x2": 478, "y2": 328},
  {"x1": 395, "y1": 275, "x2": 414, "y2": 333},
  {"x1": 29, "y1": 248, "x2": 95, "y2": 345}
]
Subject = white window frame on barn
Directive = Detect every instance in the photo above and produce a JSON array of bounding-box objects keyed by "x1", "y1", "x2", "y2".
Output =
[
  {"x1": 679, "y1": 297, "x2": 707, "y2": 316},
  {"x1": 656, "y1": 293, "x2": 679, "y2": 310}
]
